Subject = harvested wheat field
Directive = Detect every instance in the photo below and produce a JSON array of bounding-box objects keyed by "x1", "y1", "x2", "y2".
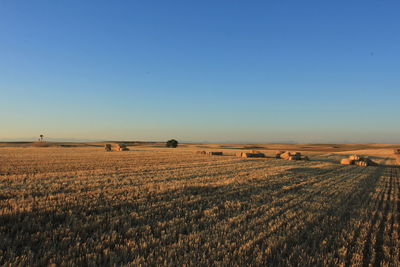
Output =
[{"x1": 1, "y1": 145, "x2": 400, "y2": 266}]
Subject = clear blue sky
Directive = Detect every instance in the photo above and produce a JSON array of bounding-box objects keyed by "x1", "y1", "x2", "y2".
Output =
[{"x1": 1, "y1": 1, "x2": 399, "y2": 143}]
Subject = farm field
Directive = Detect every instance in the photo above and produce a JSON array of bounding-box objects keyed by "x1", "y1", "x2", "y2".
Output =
[{"x1": 1, "y1": 145, "x2": 400, "y2": 266}]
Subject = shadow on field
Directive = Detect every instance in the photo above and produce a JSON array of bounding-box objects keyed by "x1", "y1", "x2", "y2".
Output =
[
  {"x1": 0, "y1": 165, "x2": 389, "y2": 266},
  {"x1": 267, "y1": 165, "x2": 383, "y2": 266},
  {"x1": 361, "y1": 166, "x2": 399, "y2": 267}
]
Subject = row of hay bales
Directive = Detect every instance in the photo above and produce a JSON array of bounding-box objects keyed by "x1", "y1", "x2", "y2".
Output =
[
  {"x1": 340, "y1": 155, "x2": 377, "y2": 167},
  {"x1": 276, "y1": 151, "x2": 309, "y2": 161},
  {"x1": 235, "y1": 150, "x2": 310, "y2": 160},
  {"x1": 195, "y1": 149, "x2": 311, "y2": 160},
  {"x1": 196, "y1": 151, "x2": 223, "y2": 156},
  {"x1": 236, "y1": 152, "x2": 266, "y2": 158},
  {"x1": 105, "y1": 144, "x2": 129, "y2": 152}
]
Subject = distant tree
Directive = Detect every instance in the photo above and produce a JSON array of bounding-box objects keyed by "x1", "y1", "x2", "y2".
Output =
[
  {"x1": 166, "y1": 139, "x2": 178, "y2": 148},
  {"x1": 39, "y1": 134, "x2": 44, "y2": 142}
]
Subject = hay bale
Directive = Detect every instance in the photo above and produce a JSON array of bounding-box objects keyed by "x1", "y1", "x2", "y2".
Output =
[
  {"x1": 242, "y1": 153, "x2": 265, "y2": 158},
  {"x1": 355, "y1": 160, "x2": 368, "y2": 167},
  {"x1": 281, "y1": 151, "x2": 301, "y2": 160},
  {"x1": 349, "y1": 155, "x2": 362, "y2": 161},
  {"x1": 280, "y1": 151, "x2": 291, "y2": 160},
  {"x1": 196, "y1": 151, "x2": 206, "y2": 155},
  {"x1": 394, "y1": 149, "x2": 400, "y2": 154},
  {"x1": 116, "y1": 143, "x2": 127, "y2": 148},
  {"x1": 362, "y1": 158, "x2": 378, "y2": 166},
  {"x1": 236, "y1": 152, "x2": 243, "y2": 157},
  {"x1": 342, "y1": 155, "x2": 377, "y2": 166},
  {"x1": 207, "y1": 151, "x2": 223, "y2": 156},
  {"x1": 105, "y1": 144, "x2": 112, "y2": 151},
  {"x1": 341, "y1": 158, "x2": 354, "y2": 165},
  {"x1": 115, "y1": 144, "x2": 129, "y2": 151}
]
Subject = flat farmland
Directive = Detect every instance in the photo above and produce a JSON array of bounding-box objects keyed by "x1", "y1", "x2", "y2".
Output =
[{"x1": 1, "y1": 146, "x2": 400, "y2": 266}]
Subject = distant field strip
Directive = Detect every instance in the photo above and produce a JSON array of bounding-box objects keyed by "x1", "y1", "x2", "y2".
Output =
[{"x1": 0, "y1": 147, "x2": 399, "y2": 266}]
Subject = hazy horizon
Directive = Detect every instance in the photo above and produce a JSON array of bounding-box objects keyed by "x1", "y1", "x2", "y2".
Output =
[
  {"x1": 1, "y1": 1, "x2": 400, "y2": 143},
  {"x1": 1, "y1": 135, "x2": 399, "y2": 145}
]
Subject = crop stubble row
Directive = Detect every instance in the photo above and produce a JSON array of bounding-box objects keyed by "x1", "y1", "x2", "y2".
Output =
[{"x1": 0, "y1": 147, "x2": 399, "y2": 266}]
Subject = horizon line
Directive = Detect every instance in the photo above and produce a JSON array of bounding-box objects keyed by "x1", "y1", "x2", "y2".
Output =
[{"x1": 1, "y1": 139, "x2": 399, "y2": 145}]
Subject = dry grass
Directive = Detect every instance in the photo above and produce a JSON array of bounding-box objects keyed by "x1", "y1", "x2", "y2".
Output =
[{"x1": 0, "y1": 146, "x2": 399, "y2": 266}]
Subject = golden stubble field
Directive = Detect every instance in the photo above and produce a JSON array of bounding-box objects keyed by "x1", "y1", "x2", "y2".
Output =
[{"x1": 0, "y1": 144, "x2": 399, "y2": 266}]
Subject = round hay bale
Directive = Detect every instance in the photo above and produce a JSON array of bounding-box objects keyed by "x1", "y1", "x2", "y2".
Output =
[{"x1": 236, "y1": 152, "x2": 243, "y2": 157}]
